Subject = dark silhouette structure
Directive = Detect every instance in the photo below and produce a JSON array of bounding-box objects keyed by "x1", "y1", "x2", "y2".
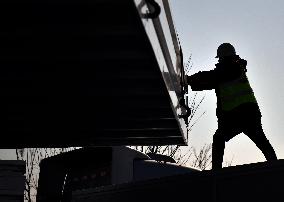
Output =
[
  {"x1": 187, "y1": 43, "x2": 277, "y2": 169},
  {"x1": 0, "y1": 161, "x2": 25, "y2": 201},
  {"x1": 67, "y1": 160, "x2": 284, "y2": 202},
  {"x1": 0, "y1": 0, "x2": 187, "y2": 147}
]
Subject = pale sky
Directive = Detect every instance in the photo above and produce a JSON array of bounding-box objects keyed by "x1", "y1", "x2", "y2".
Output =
[{"x1": 170, "y1": 0, "x2": 284, "y2": 166}]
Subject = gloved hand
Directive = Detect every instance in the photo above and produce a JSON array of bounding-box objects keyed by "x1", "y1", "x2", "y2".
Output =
[{"x1": 186, "y1": 75, "x2": 193, "y2": 86}]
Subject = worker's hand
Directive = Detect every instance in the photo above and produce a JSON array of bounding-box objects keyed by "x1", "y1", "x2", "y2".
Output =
[{"x1": 186, "y1": 75, "x2": 192, "y2": 86}]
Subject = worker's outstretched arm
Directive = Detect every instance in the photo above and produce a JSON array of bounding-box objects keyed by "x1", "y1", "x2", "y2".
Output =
[{"x1": 187, "y1": 70, "x2": 216, "y2": 91}]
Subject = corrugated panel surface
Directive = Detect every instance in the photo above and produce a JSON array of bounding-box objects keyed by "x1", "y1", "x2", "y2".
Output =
[
  {"x1": 0, "y1": 161, "x2": 25, "y2": 202},
  {"x1": 0, "y1": 0, "x2": 184, "y2": 147}
]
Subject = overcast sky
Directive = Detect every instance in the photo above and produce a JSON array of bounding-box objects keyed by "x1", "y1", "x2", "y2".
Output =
[{"x1": 171, "y1": 0, "x2": 284, "y2": 166}]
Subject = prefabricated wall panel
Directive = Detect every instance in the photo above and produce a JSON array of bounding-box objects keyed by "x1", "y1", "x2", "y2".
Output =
[{"x1": 0, "y1": 0, "x2": 187, "y2": 147}]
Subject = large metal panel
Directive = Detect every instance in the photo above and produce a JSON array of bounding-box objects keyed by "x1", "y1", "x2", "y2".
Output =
[
  {"x1": 0, "y1": 0, "x2": 188, "y2": 147},
  {"x1": 134, "y1": 0, "x2": 189, "y2": 143}
]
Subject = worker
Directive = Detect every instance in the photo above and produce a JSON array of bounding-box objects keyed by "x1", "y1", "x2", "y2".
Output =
[{"x1": 186, "y1": 43, "x2": 277, "y2": 169}]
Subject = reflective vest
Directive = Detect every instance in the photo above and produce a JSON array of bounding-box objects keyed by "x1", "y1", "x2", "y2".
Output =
[{"x1": 218, "y1": 74, "x2": 257, "y2": 111}]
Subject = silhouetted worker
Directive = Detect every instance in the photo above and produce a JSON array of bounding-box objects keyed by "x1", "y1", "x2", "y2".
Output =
[{"x1": 186, "y1": 43, "x2": 277, "y2": 170}]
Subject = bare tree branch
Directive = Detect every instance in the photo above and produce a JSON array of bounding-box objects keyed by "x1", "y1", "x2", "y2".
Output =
[{"x1": 16, "y1": 148, "x2": 77, "y2": 202}]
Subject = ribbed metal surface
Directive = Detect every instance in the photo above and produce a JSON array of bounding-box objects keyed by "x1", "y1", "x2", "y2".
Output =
[
  {"x1": 0, "y1": 0, "x2": 184, "y2": 147},
  {"x1": 0, "y1": 161, "x2": 25, "y2": 201}
]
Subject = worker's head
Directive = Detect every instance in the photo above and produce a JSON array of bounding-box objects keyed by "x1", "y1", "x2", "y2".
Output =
[{"x1": 215, "y1": 43, "x2": 236, "y2": 58}]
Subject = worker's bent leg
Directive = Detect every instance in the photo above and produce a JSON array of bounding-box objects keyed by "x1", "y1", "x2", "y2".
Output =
[
  {"x1": 245, "y1": 123, "x2": 277, "y2": 161},
  {"x1": 212, "y1": 129, "x2": 226, "y2": 170}
]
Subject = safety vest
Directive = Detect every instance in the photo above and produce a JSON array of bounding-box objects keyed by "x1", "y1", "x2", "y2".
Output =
[{"x1": 218, "y1": 74, "x2": 257, "y2": 111}]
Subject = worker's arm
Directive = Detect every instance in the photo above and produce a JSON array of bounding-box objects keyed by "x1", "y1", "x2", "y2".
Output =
[{"x1": 187, "y1": 70, "x2": 217, "y2": 91}]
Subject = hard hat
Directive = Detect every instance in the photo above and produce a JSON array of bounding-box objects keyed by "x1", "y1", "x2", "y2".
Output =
[{"x1": 215, "y1": 43, "x2": 236, "y2": 58}]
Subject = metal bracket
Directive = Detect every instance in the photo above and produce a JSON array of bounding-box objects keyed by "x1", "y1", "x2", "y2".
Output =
[
  {"x1": 178, "y1": 47, "x2": 191, "y2": 126},
  {"x1": 141, "y1": 0, "x2": 161, "y2": 19}
]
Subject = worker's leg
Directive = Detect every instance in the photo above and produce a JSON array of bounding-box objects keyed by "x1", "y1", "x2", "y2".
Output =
[
  {"x1": 212, "y1": 129, "x2": 226, "y2": 170},
  {"x1": 246, "y1": 127, "x2": 277, "y2": 161},
  {"x1": 244, "y1": 116, "x2": 277, "y2": 161}
]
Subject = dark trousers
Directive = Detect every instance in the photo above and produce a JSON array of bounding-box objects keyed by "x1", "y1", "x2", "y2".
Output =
[{"x1": 212, "y1": 103, "x2": 277, "y2": 170}]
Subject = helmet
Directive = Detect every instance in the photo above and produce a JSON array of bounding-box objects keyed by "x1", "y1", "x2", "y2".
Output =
[{"x1": 215, "y1": 43, "x2": 236, "y2": 58}]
